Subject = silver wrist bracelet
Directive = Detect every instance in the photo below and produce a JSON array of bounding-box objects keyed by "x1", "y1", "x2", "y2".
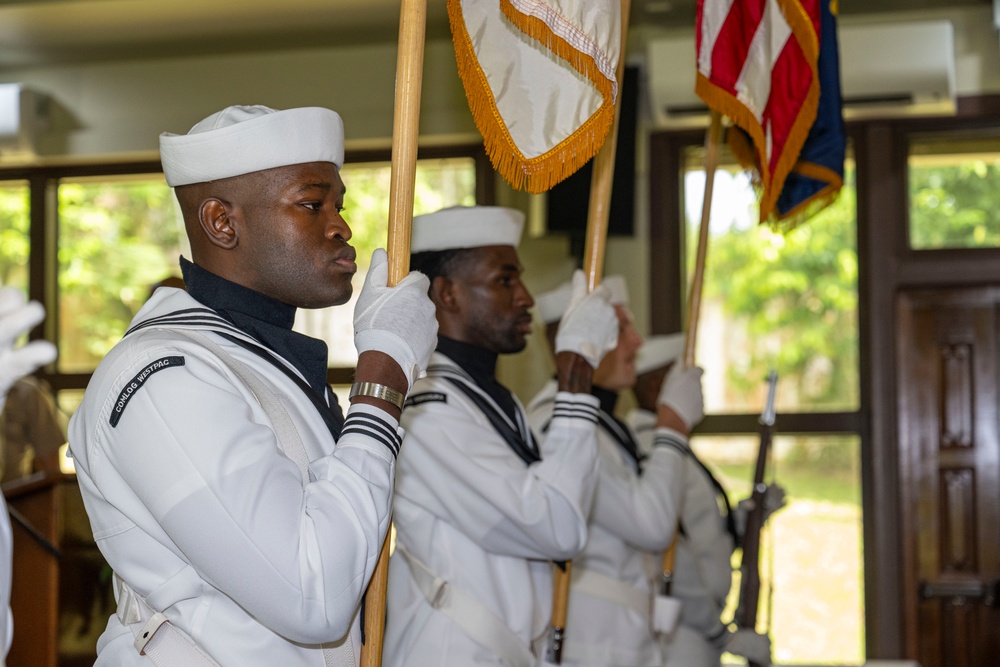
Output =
[{"x1": 349, "y1": 381, "x2": 405, "y2": 411}]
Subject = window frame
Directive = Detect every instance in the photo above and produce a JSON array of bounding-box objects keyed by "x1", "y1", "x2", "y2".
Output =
[
  {"x1": 0, "y1": 143, "x2": 493, "y2": 395},
  {"x1": 650, "y1": 130, "x2": 865, "y2": 664},
  {"x1": 649, "y1": 129, "x2": 862, "y2": 434},
  {"x1": 649, "y1": 96, "x2": 1000, "y2": 659}
]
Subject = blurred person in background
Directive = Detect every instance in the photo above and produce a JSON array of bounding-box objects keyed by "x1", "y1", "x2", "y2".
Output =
[
  {"x1": 628, "y1": 335, "x2": 780, "y2": 667},
  {"x1": 0, "y1": 285, "x2": 59, "y2": 663}
]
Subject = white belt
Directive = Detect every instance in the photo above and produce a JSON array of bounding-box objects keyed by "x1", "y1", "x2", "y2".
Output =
[
  {"x1": 396, "y1": 547, "x2": 538, "y2": 667},
  {"x1": 572, "y1": 568, "x2": 651, "y2": 620},
  {"x1": 114, "y1": 573, "x2": 221, "y2": 666}
]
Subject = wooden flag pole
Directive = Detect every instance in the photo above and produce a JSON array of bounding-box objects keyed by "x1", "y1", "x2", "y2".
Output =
[
  {"x1": 548, "y1": 0, "x2": 632, "y2": 663},
  {"x1": 582, "y1": 0, "x2": 631, "y2": 291},
  {"x1": 660, "y1": 109, "x2": 724, "y2": 596},
  {"x1": 683, "y1": 109, "x2": 723, "y2": 368},
  {"x1": 361, "y1": 0, "x2": 426, "y2": 665}
]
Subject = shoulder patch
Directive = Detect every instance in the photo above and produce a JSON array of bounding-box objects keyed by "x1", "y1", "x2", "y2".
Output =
[
  {"x1": 404, "y1": 391, "x2": 447, "y2": 408},
  {"x1": 110, "y1": 356, "x2": 186, "y2": 427}
]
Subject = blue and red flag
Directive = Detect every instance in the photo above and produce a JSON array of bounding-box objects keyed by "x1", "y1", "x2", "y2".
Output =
[{"x1": 695, "y1": 0, "x2": 845, "y2": 229}]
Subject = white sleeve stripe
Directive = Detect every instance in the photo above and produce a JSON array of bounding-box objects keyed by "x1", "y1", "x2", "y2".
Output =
[
  {"x1": 345, "y1": 412, "x2": 400, "y2": 448},
  {"x1": 341, "y1": 424, "x2": 399, "y2": 458},
  {"x1": 342, "y1": 412, "x2": 401, "y2": 457},
  {"x1": 654, "y1": 432, "x2": 689, "y2": 455},
  {"x1": 551, "y1": 399, "x2": 599, "y2": 423}
]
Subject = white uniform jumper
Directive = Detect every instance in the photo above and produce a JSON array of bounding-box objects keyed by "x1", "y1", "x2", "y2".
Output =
[
  {"x1": 69, "y1": 260, "x2": 401, "y2": 666},
  {"x1": 628, "y1": 408, "x2": 737, "y2": 666},
  {"x1": 527, "y1": 380, "x2": 687, "y2": 667},
  {"x1": 384, "y1": 339, "x2": 600, "y2": 667}
]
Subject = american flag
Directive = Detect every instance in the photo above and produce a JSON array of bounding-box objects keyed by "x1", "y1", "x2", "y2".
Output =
[{"x1": 695, "y1": 0, "x2": 845, "y2": 228}]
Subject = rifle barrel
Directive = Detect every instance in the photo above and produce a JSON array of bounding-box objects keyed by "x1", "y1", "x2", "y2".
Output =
[{"x1": 735, "y1": 371, "x2": 778, "y2": 632}]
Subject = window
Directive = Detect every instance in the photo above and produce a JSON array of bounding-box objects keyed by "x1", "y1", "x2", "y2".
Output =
[
  {"x1": 1, "y1": 146, "x2": 486, "y2": 412},
  {"x1": 57, "y1": 174, "x2": 188, "y2": 373},
  {"x1": 680, "y1": 143, "x2": 863, "y2": 665},
  {"x1": 909, "y1": 134, "x2": 1000, "y2": 250},
  {"x1": 683, "y1": 149, "x2": 859, "y2": 414},
  {"x1": 0, "y1": 180, "x2": 29, "y2": 292}
]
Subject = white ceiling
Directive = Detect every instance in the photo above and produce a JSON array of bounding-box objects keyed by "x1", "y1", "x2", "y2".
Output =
[{"x1": 0, "y1": 0, "x2": 989, "y2": 71}]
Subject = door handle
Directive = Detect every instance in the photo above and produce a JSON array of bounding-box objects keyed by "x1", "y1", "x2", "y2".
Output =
[{"x1": 919, "y1": 579, "x2": 1000, "y2": 607}]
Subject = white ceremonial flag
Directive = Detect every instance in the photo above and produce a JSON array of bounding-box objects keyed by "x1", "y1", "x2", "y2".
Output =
[{"x1": 449, "y1": 0, "x2": 621, "y2": 193}]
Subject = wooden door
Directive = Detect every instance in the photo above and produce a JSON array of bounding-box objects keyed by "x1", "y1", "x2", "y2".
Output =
[
  {"x1": 4, "y1": 472, "x2": 61, "y2": 667},
  {"x1": 897, "y1": 288, "x2": 1000, "y2": 667}
]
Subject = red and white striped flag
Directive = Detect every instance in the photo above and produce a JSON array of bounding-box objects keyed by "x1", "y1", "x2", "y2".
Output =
[
  {"x1": 449, "y1": 0, "x2": 621, "y2": 194},
  {"x1": 695, "y1": 0, "x2": 826, "y2": 224}
]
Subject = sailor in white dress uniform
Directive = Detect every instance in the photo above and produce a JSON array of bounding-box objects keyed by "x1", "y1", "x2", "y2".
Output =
[
  {"x1": 627, "y1": 336, "x2": 777, "y2": 667},
  {"x1": 68, "y1": 105, "x2": 438, "y2": 666},
  {"x1": 527, "y1": 277, "x2": 706, "y2": 667},
  {"x1": 383, "y1": 206, "x2": 619, "y2": 667}
]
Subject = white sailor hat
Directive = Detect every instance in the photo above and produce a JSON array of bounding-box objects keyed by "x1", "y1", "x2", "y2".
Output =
[
  {"x1": 159, "y1": 105, "x2": 345, "y2": 187},
  {"x1": 602, "y1": 275, "x2": 629, "y2": 308},
  {"x1": 635, "y1": 333, "x2": 686, "y2": 375},
  {"x1": 411, "y1": 206, "x2": 524, "y2": 253},
  {"x1": 535, "y1": 273, "x2": 629, "y2": 324},
  {"x1": 536, "y1": 280, "x2": 574, "y2": 324}
]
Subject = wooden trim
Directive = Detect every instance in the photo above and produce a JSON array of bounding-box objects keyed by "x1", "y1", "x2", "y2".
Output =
[
  {"x1": 327, "y1": 367, "x2": 356, "y2": 386},
  {"x1": 0, "y1": 161, "x2": 163, "y2": 181},
  {"x1": 648, "y1": 132, "x2": 683, "y2": 335},
  {"x1": 855, "y1": 120, "x2": 907, "y2": 658},
  {"x1": 697, "y1": 412, "x2": 861, "y2": 435}
]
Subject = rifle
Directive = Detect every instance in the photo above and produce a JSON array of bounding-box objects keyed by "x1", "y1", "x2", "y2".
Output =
[{"x1": 734, "y1": 370, "x2": 778, "y2": 667}]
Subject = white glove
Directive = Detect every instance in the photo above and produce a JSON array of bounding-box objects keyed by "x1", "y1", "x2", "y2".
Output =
[
  {"x1": 724, "y1": 628, "x2": 772, "y2": 665},
  {"x1": 353, "y1": 249, "x2": 438, "y2": 391},
  {"x1": 0, "y1": 287, "x2": 58, "y2": 413},
  {"x1": 657, "y1": 363, "x2": 705, "y2": 429},
  {"x1": 554, "y1": 270, "x2": 618, "y2": 368}
]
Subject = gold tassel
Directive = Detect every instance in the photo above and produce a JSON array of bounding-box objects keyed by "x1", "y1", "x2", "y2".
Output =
[{"x1": 448, "y1": 0, "x2": 616, "y2": 194}]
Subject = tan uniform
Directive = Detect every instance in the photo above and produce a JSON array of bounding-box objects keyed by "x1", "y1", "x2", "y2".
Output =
[{"x1": 0, "y1": 377, "x2": 65, "y2": 482}]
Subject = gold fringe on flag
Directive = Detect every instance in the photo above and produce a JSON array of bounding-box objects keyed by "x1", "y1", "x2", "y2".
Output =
[
  {"x1": 770, "y1": 161, "x2": 844, "y2": 233},
  {"x1": 448, "y1": 0, "x2": 616, "y2": 194}
]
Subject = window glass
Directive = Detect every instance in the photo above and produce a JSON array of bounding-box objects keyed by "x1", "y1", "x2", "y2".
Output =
[
  {"x1": 297, "y1": 157, "x2": 478, "y2": 366},
  {"x1": 0, "y1": 180, "x2": 30, "y2": 292},
  {"x1": 691, "y1": 433, "x2": 864, "y2": 666},
  {"x1": 683, "y1": 150, "x2": 859, "y2": 413},
  {"x1": 909, "y1": 135, "x2": 1000, "y2": 249},
  {"x1": 57, "y1": 174, "x2": 187, "y2": 373},
  {"x1": 52, "y1": 157, "x2": 478, "y2": 373}
]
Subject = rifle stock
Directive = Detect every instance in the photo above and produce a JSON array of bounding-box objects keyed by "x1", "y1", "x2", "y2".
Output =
[{"x1": 734, "y1": 371, "x2": 778, "y2": 667}]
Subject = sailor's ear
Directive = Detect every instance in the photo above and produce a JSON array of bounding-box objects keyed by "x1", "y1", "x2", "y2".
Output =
[
  {"x1": 430, "y1": 275, "x2": 460, "y2": 313},
  {"x1": 198, "y1": 198, "x2": 239, "y2": 250}
]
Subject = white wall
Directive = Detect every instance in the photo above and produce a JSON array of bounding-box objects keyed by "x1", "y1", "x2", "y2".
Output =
[{"x1": 0, "y1": 38, "x2": 478, "y2": 158}]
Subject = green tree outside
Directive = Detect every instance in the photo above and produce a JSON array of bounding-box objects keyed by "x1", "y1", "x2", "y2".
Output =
[
  {"x1": 0, "y1": 158, "x2": 477, "y2": 374},
  {"x1": 909, "y1": 156, "x2": 1000, "y2": 249},
  {"x1": 691, "y1": 166, "x2": 859, "y2": 414},
  {"x1": 0, "y1": 182, "x2": 29, "y2": 291}
]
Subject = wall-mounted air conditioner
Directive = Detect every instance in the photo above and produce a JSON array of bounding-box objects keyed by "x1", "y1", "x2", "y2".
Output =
[
  {"x1": 646, "y1": 19, "x2": 957, "y2": 128},
  {"x1": 0, "y1": 83, "x2": 49, "y2": 157}
]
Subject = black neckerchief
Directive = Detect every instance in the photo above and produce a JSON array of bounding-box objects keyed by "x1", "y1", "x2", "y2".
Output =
[
  {"x1": 181, "y1": 257, "x2": 332, "y2": 399},
  {"x1": 436, "y1": 336, "x2": 519, "y2": 425},
  {"x1": 592, "y1": 386, "x2": 645, "y2": 472},
  {"x1": 433, "y1": 336, "x2": 539, "y2": 465}
]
